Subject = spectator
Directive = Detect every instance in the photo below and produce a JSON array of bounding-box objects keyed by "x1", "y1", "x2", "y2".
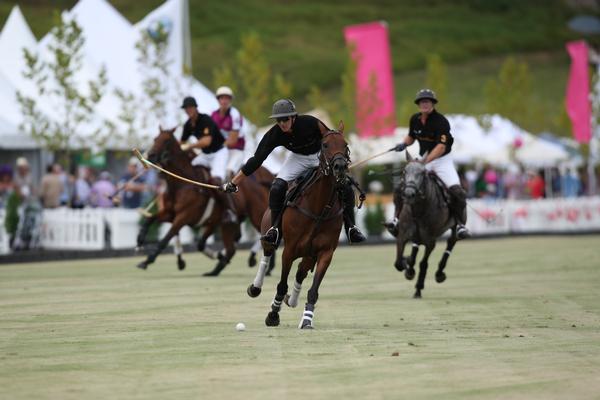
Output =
[
  {"x1": 562, "y1": 166, "x2": 581, "y2": 198},
  {"x1": 0, "y1": 165, "x2": 13, "y2": 208},
  {"x1": 40, "y1": 164, "x2": 63, "y2": 208},
  {"x1": 89, "y1": 171, "x2": 116, "y2": 208},
  {"x1": 71, "y1": 166, "x2": 92, "y2": 208},
  {"x1": 503, "y1": 164, "x2": 523, "y2": 199},
  {"x1": 54, "y1": 164, "x2": 71, "y2": 206},
  {"x1": 13, "y1": 157, "x2": 33, "y2": 200},
  {"x1": 526, "y1": 170, "x2": 545, "y2": 199},
  {"x1": 119, "y1": 157, "x2": 146, "y2": 209}
]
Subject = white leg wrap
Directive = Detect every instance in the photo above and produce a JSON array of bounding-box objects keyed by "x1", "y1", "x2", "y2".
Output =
[
  {"x1": 253, "y1": 255, "x2": 270, "y2": 288},
  {"x1": 287, "y1": 281, "x2": 301, "y2": 308},
  {"x1": 444, "y1": 249, "x2": 452, "y2": 255},
  {"x1": 173, "y1": 235, "x2": 183, "y2": 256},
  {"x1": 250, "y1": 239, "x2": 262, "y2": 254},
  {"x1": 412, "y1": 243, "x2": 419, "y2": 248},
  {"x1": 203, "y1": 247, "x2": 217, "y2": 259},
  {"x1": 298, "y1": 309, "x2": 314, "y2": 328}
]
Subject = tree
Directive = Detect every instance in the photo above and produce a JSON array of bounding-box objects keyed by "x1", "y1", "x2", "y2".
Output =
[
  {"x1": 236, "y1": 32, "x2": 271, "y2": 125},
  {"x1": 212, "y1": 64, "x2": 237, "y2": 95},
  {"x1": 425, "y1": 54, "x2": 447, "y2": 103},
  {"x1": 340, "y1": 44, "x2": 358, "y2": 132},
  {"x1": 16, "y1": 13, "x2": 108, "y2": 167},
  {"x1": 272, "y1": 73, "x2": 293, "y2": 102},
  {"x1": 484, "y1": 57, "x2": 532, "y2": 127}
]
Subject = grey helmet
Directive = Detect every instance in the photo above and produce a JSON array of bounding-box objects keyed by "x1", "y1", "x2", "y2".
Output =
[
  {"x1": 269, "y1": 99, "x2": 298, "y2": 119},
  {"x1": 414, "y1": 89, "x2": 438, "y2": 104}
]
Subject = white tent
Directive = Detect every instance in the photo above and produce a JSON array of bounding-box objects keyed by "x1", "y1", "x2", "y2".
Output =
[{"x1": 0, "y1": 0, "x2": 245, "y2": 151}]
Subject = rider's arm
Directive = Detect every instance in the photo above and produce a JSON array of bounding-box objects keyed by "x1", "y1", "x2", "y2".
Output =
[
  {"x1": 233, "y1": 128, "x2": 278, "y2": 185},
  {"x1": 224, "y1": 130, "x2": 239, "y2": 148},
  {"x1": 404, "y1": 136, "x2": 415, "y2": 146},
  {"x1": 191, "y1": 136, "x2": 212, "y2": 149},
  {"x1": 425, "y1": 143, "x2": 446, "y2": 163}
]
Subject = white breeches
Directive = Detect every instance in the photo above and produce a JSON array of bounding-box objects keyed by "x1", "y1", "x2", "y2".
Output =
[
  {"x1": 277, "y1": 152, "x2": 320, "y2": 182},
  {"x1": 191, "y1": 147, "x2": 228, "y2": 181},
  {"x1": 226, "y1": 149, "x2": 245, "y2": 174},
  {"x1": 425, "y1": 153, "x2": 460, "y2": 187}
]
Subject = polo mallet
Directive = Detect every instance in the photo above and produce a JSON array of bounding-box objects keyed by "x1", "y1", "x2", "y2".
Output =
[
  {"x1": 132, "y1": 148, "x2": 221, "y2": 190},
  {"x1": 137, "y1": 197, "x2": 157, "y2": 218},
  {"x1": 109, "y1": 168, "x2": 147, "y2": 205},
  {"x1": 348, "y1": 148, "x2": 396, "y2": 170}
]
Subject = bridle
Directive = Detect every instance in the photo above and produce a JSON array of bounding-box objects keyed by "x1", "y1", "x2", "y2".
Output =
[
  {"x1": 318, "y1": 130, "x2": 350, "y2": 185},
  {"x1": 402, "y1": 163, "x2": 427, "y2": 201}
]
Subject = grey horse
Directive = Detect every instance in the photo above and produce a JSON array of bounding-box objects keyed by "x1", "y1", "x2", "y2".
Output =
[{"x1": 393, "y1": 151, "x2": 463, "y2": 298}]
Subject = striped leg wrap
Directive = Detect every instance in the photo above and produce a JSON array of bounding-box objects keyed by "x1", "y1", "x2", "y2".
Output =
[
  {"x1": 444, "y1": 249, "x2": 452, "y2": 255},
  {"x1": 271, "y1": 296, "x2": 283, "y2": 311},
  {"x1": 253, "y1": 255, "x2": 271, "y2": 288}
]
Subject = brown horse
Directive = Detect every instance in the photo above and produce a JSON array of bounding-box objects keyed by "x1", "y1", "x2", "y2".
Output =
[
  {"x1": 247, "y1": 122, "x2": 350, "y2": 329},
  {"x1": 136, "y1": 127, "x2": 271, "y2": 275},
  {"x1": 393, "y1": 151, "x2": 460, "y2": 298}
]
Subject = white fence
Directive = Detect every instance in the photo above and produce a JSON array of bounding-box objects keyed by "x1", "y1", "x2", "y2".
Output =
[{"x1": 0, "y1": 197, "x2": 599, "y2": 253}]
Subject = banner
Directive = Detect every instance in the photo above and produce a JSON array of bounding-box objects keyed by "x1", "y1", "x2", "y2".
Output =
[
  {"x1": 566, "y1": 40, "x2": 591, "y2": 144},
  {"x1": 344, "y1": 21, "x2": 396, "y2": 137}
]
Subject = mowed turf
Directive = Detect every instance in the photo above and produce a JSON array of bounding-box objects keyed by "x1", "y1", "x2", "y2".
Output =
[{"x1": 1, "y1": 236, "x2": 599, "y2": 400}]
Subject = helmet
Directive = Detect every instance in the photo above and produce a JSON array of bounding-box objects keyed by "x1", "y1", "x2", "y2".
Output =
[
  {"x1": 414, "y1": 89, "x2": 438, "y2": 104},
  {"x1": 215, "y1": 86, "x2": 234, "y2": 98},
  {"x1": 180, "y1": 96, "x2": 198, "y2": 109},
  {"x1": 269, "y1": 99, "x2": 297, "y2": 119}
]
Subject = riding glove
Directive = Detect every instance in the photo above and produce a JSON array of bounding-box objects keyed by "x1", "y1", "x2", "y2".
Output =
[
  {"x1": 180, "y1": 143, "x2": 192, "y2": 152},
  {"x1": 221, "y1": 181, "x2": 238, "y2": 193},
  {"x1": 391, "y1": 143, "x2": 407, "y2": 152}
]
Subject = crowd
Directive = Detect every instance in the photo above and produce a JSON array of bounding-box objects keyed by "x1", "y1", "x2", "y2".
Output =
[{"x1": 459, "y1": 164, "x2": 591, "y2": 200}]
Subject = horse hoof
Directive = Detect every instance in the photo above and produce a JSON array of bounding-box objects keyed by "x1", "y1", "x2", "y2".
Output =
[
  {"x1": 413, "y1": 291, "x2": 422, "y2": 299},
  {"x1": 177, "y1": 258, "x2": 186, "y2": 271},
  {"x1": 265, "y1": 311, "x2": 280, "y2": 327},
  {"x1": 136, "y1": 262, "x2": 148, "y2": 270},
  {"x1": 247, "y1": 284, "x2": 261, "y2": 298},
  {"x1": 435, "y1": 271, "x2": 446, "y2": 283},
  {"x1": 196, "y1": 241, "x2": 205, "y2": 252},
  {"x1": 299, "y1": 319, "x2": 314, "y2": 329},
  {"x1": 394, "y1": 258, "x2": 406, "y2": 272},
  {"x1": 248, "y1": 253, "x2": 257, "y2": 268},
  {"x1": 405, "y1": 268, "x2": 415, "y2": 280}
]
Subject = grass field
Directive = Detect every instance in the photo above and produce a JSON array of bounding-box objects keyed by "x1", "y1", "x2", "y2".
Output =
[{"x1": 1, "y1": 236, "x2": 600, "y2": 399}]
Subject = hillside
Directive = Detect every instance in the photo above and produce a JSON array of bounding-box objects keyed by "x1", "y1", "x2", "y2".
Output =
[{"x1": 1, "y1": 0, "x2": 597, "y2": 134}]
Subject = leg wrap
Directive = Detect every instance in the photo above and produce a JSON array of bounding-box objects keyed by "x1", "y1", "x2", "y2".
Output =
[
  {"x1": 253, "y1": 255, "x2": 271, "y2": 288},
  {"x1": 287, "y1": 281, "x2": 302, "y2": 308}
]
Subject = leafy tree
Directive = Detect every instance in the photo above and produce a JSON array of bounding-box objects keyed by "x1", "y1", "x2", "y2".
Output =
[
  {"x1": 425, "y1": 54, "x2": 447, "y2": 103},
  {"x1": 484, "y1": 57, "x2": 532, "y2": 127},
  {"x1": 16, "y1": 13, "x2": 108, "y2": 168},
  {"x1": 212, "y1": 64, "x2": 237, "y2": 95},
  {"x1": 272, "y1": 73, "x2": 293, "y2": 102},
  {"x1": 236, "y1": 32, "x2": 271, "y2": 125}
]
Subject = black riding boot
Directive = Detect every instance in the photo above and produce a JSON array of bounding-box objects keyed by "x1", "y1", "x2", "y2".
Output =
[
  {"x1": 262, "y1": 178, "x2": 288, "y2": 245},
  {"x1": 448, "y1": 185, "x2": 471, "y2": 240},
  {"x1": 342, "y1": 181, "x2": 366, "y2": 244},
  {"x1": 212, "y1": 178, "x2": 237, "y2": 224},
  {"x1": 384, "y1": 185, "x2": 404, "y2": 237}
]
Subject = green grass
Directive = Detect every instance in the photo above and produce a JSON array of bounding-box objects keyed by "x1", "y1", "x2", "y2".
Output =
[
  {"x1": 1, "y1": 236, "x2": 600, "y2": 399},
  {"x1": 0, "y1": 1, "x2": 593, "y2": 134}
]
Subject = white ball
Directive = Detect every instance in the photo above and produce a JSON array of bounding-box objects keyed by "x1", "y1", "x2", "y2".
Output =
[{"x1": 235, "y1": 322, "x2": 246, "y2": 331}]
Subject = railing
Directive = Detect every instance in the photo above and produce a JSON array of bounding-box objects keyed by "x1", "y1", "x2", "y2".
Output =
[{"x1": 0, "y1": 197, "x2": 599, "y2": 253}]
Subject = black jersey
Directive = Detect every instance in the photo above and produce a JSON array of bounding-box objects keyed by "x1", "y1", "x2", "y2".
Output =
[
  {"x1": 181, "y1": 113, "x2": 225, "y2": 154},
  {"x1": 408, "y1": 109, "x2": 453, "y2": 156},
  {"x1": 241, "y1": 114, "x2": 325, "y2": 176}
]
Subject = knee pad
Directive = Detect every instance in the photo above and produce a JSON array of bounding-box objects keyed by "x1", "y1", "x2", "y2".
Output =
[
  {"x1": 269, "y1": 178, "x2": 288, "y2": 209},
  {"x1": 449, "y1": 185, "x2": 466, "y2": 206}
]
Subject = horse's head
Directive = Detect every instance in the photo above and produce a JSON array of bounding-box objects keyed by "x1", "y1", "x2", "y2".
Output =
[
  {"x1": 147, "y1": 126, "x2": 178, "y2": 166},
  {"x1": 319, "y1": 121, "x2": 350, "y2": 184},
  {"x1": 402, "y1": 151, "x2": 427, "y2": 204}
]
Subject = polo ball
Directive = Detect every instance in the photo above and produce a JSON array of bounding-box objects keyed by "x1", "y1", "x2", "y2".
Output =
[{"x1": 235, "y1": 322, "x2": 246, "y2": 331}]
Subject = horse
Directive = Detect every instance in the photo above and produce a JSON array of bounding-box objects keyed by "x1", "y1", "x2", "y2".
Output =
[
  {"x1": 247, "y1": 121, "x2": 350, "y2": 329},
  {"x1": 136, "y1": 127, "x2": 272, "y2": 275},
  {"x1": 393, "y1": 151, "x2": 460, "y2": 298}
]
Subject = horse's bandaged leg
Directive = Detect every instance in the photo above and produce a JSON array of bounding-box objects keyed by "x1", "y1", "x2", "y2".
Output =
[
  {"x1": 173, "y1": 235, "x2": 183, "y2": 256},
  {"x1": 298, "y1": 303, "x2": 315, "y2": 329},
  {"x1": 287, "y1": 281, "x2": 302, "y2": 308},
  {"x1": 271, "y1": 295, "x2": 283, "y2": 312},
  {"x1": 253, "y1": 255, "x2": 271, "y2": 288}
]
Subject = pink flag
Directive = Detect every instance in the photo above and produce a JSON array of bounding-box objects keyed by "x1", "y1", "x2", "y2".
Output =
[
  {"x1": 566, "y1": 40, "x2": 591, "y2": 144},
  {"x1": 344, "y1": 21, "x2": 396, "y2": 137}
]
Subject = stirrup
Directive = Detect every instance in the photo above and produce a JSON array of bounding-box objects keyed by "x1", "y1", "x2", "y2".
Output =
[
  {"x1": 261, "y1": 227, "x2": 279, "y2": 245},
  {"x1": 383, "y1": 218, "x2": 399, "y2": 237},
  {"x1": 456, "y1": 225, "x2": 471, "y2": 240},
  {"x1": 347, "y1": 226, "x2": 366, "y2": 243}
]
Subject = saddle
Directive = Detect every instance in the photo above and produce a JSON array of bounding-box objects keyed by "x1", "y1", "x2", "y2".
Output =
[
  {"x1": 285, "y1": 167, "x2": 320, "y2": 208},
  {"x1": 427, "y1": 171, "x2": 450, "y2": 205}
]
